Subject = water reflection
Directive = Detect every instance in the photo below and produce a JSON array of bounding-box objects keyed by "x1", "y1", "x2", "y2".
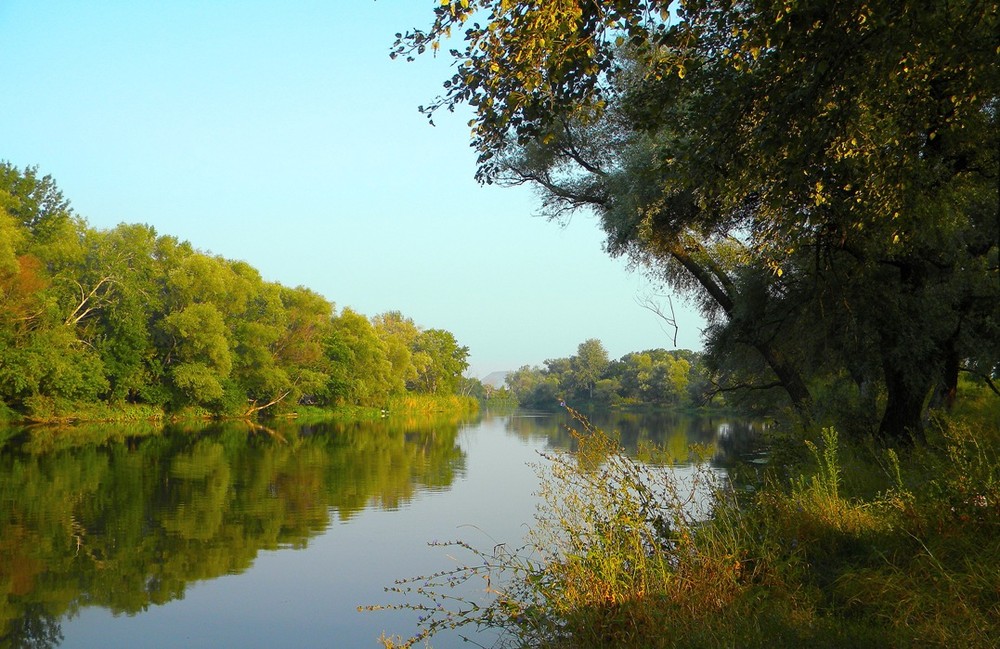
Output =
[
  {"x1": 503, "y1": 409, "x2": 766, "y2": 466},
  {"x1": 0, "y1": 409, "x2": 762, "y2": 648},
  {"x1": 0, "y1": 414, "x2": 468, "y2": 647}
]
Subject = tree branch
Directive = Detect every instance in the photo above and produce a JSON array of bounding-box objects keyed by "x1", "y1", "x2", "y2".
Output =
[
  {"x1": 64, "y1": 275, "x2": 116, "y2": 326},
  {"x1": 636, "y1": 291, "x2": 679, "y2": 347},
  {"x1": 244, "y1": 390, "x2": 292, "y2": 418}
]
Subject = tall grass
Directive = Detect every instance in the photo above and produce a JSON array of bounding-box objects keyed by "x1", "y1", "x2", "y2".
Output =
[
  {"x1": 21, "y1": 397, "x2": 167, "y2": 423},
  {"x1": 370, "y1": 404, "x2": 1000, "y2": 648},
  {"x1": 388, "y1": 393, "x2": 479, "y2": 415}
]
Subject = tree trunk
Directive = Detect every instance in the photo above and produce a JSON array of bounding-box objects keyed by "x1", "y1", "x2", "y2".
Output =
[
  {"x1": 754, "y1": 342, "x2": 812, "y2": 417},
  {"x1": 935, "y1": 327, "x2": 961, "y2": 411},
  {"x1": 666, "y1": 244, "x2": 813, "y2": 416},
  {"x1": 940, "y1": 349, "x2": 960, "y2": 411},
  {"x1": 878, "y1": 363, "x2": 930, "y2": 445}
]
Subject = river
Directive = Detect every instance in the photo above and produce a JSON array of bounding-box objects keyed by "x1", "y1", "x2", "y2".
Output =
[{"x1": 0, "y1": 409, "x2": 762, "y2": 648}]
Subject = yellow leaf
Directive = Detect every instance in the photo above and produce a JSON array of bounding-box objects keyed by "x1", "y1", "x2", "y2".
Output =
[{"x1": 677, "y1": 65, "x2": 686, "y2": 79}]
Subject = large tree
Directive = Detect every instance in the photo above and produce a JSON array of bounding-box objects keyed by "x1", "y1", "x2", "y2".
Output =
[
  {"x1": 572, "y1": 338, "x2": 610, "y2": 399},
  {"x1": 326, "y1": 307, "x2": 396, "y2": 406},
  {"x1": 401, "y1": 0, "x2": 999, "y2": 443},
  {"x1": 411, "y1": 328, "x2": 471, "y2": 394}
]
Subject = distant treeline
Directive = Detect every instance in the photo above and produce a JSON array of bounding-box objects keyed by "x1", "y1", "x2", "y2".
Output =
[
  {"x1": 0, "y1": 163, "x2": 470, "y2": 421},
  {"x1": 505, "y1": 338, "x2": 718, "y2": 410}
]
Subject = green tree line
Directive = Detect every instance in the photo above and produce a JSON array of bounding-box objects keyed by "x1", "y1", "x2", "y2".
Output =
[
  {"x1": 506, "y1": 338, "x2": 716, "y2": 409},
  {"x1": 0, "y1": 163, "x2": 470, "y2": 421}
]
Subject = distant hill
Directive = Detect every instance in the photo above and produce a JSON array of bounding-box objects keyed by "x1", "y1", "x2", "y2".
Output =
[{"x1": 480, "y1": 371, "x2": 510, "y2": 388}]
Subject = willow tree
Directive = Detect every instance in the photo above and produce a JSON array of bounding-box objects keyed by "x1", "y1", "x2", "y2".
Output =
[{"x1": 400, "y1": 0, "x2": 998, "y2": 443}]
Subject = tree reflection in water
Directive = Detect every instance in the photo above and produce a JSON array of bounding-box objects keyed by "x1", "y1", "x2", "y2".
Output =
[
  {"x1": 1, "y1": 604, "x2": 62, "y2": 649},
  {"x1": 0, "y1": 414, "x2": 468, "y2": 642}
]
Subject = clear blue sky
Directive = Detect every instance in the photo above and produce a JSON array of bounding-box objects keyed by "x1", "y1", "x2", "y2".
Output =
[{"x1": 0, "y1": 0, "x2": 704, "y2": 377}]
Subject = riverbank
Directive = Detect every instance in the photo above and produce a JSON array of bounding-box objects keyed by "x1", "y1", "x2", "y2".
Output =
[
  {"x1": 290, "y1": 394, "x2": 480, "y2": 423},
  {"x1": 378, "y1": 397, "x2": 1000, "y2": 648},
  {"x1": 2, "y1": 393, "x2": 480, "y2": 427}
]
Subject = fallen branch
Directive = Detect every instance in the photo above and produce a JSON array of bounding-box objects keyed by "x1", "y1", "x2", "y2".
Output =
[{"x1": 244, "y1": 390, "x2": 292, "y2": 418}]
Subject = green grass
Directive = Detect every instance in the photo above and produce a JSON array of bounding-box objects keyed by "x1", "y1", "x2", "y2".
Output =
[
  {"x1": 372, "y1": 400, "x2": 1000, "y2": 648},
  {"x1": 21, "y1": 397, "x2": 168, "y2": 423},
  {"x1": 13, "y1": 391, "x2": 481, "y2": 426},
  {"x1": 388, "y1": 393, "x2": 479, "y2": 415}
]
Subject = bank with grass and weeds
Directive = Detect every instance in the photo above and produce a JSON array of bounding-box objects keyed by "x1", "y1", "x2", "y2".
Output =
[
  {"x1": 5, "y1": 394, "x2": 480, "y2": 429},
  {"x1": 371, "y1": 396, "x2": 1000, "y2": 649}
]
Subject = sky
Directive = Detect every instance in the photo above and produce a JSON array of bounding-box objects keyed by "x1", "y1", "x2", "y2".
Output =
[{"x1": 0, "y1": 0, "x2": 704, "y2": 378}]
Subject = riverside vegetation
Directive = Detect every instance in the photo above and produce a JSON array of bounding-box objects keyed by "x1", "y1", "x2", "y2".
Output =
[
  {"x1": 371, "y1": 0, "x2": 998, "y2": 646},
  {"x1": 373, "y1": 395, "x2": 999, "y2": 649},
  {"x1": 3, "y1": 0, "x2": 996, "y2": 644},
  {"x1": 0, "y1": 163, "x2": 475, "y2": 424}
]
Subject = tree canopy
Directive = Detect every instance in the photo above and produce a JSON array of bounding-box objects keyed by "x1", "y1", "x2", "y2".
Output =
[
  {"x1": 0, "y1": 163, "x2": 473, "y2": 420},
  {"x1": 404, "y1": 0, "x2": 999, "y2": 443},
  {"x1": 507, "y1": 339, "x2": 711, "y2": 410}
]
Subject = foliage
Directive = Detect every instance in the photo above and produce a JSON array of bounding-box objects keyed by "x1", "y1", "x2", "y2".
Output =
[
  {"x1": 327, "y1": 307, "x2": 396, "y2": 406},
  {"x1": 401, "y1": 0, "x2": 999, "y2": 445},
  {"x1": 410, "y1": 328, "x2": 470, "y2": 395},
  {"x1": 507, "y1": 340, "x2": 712, "y2": 409},
  {"x1": 0, "y1": 163, "x2": 474, "y2": 421}
]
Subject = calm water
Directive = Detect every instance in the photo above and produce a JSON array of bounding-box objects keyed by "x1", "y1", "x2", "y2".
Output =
[{"x1": 0, "y1": 410, "x2": 762, "y2": 648}]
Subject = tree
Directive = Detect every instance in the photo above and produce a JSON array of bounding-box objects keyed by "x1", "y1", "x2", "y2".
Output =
[
  {"x1": 411, "y1": 328, "x2": 470, "y2": 394},
  {"x1": 72, "y1": 224, "x2": 162, "y2": 403},
  {"x1": 0, "y1": 162, "x2": 76, "y2": 248},
  {"x1": 403, "y1": 1, "x2": 999, "y2": 444},
  {"x1": 326, "y1": 307, "x2": 395, "y2": 406},
  {"x1": 505, "y1": 365, "x2": 545, "y2": 403},
  {"x1": 0, "y1": 162, "x2": 483, "y2": 418},
  {"x1": 572, "y1": 338, "x2": 609, "y2": 399},
  {"x1": 160, "y1": 303, "x2": 232, "y2": 406},
  {"x1": 0, "y1": 165, "x2": 109, "y2": 412},
  {"x1": 272, "y1": 285, "x2": 332, "y2": 406},
  {"x1": 371, "y1": 311, "x2": 421, "y2": 392}
]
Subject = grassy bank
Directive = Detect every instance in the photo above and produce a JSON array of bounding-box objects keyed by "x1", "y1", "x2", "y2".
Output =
[
  {"x1": 387, "y1": 393, "x2": 479, "y2": 415},
  {"x1": 6, "y1": 393, "x2": 480, "y2": 427},
  {"x1": 375, "y1": 402, "x2": 1000, "y2": 648},
  {"x1": 15, "y1": 398, "x2": 169, "y2": 424},
  {"x1": 291, "y1": 394, "x2": 479, "y2": 422}
]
